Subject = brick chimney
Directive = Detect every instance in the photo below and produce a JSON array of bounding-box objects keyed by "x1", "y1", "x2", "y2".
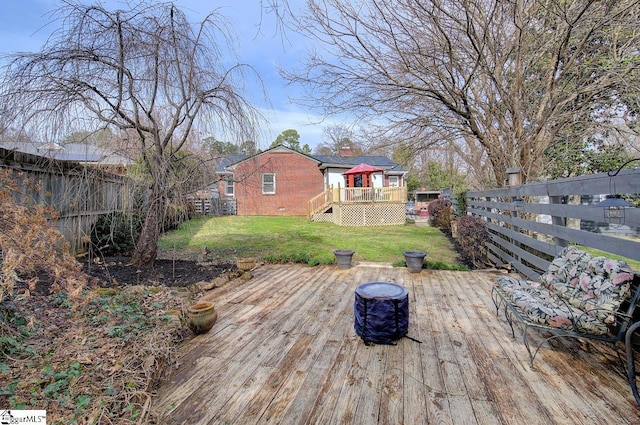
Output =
[{"x1": 339, "y1": 146, "x2": 354, "y2": 157}]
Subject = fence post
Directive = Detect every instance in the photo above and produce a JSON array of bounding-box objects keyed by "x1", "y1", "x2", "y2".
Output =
[
  {"x1": 507, "y1": 167, "x2": 522, "y2": 266},
  {"x1": 506, "y1": 167, "x2": 522, "y2": 187},
  {"x1": 549, "y1": 196, "x2": 568, "y2": 248}
]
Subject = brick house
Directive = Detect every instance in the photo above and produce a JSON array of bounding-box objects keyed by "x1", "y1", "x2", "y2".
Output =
[
  {"x1": 216, "y1": 145, "x2": 407, "y2": 223},
  {"x1": 216, "y1": 145, "x2": 324, "y2": 216}
]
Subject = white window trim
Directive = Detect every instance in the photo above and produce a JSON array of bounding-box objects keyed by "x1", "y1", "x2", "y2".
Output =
[
  {"x1": 262, "y1": 173, "x2": 276, "y2": 194},
  {"x1": 388, "y1": 176, "x2": 399, "y2": 187},
  {"x1": 224, "y1": 179, "x2": 234, "y2": 196}
]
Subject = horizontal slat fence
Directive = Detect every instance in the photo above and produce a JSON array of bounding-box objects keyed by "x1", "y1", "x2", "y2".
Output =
[
  {"x1": 466, "y1": 168, "x2": 640, "y2": 280},
  {"x1": 1, "y1": 147, "x2": 137, "y2": 253}
]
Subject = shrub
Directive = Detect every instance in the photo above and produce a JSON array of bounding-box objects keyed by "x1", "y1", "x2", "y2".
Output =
[
  {"x1": 91, "y1": 212, "x2": 144, "y2": 256},
  {"x1": 163, "y1": 202, "x2": 189, "y2": 232},
  {"x1": 262, "y1": 252, "x2": 330, "y2": 266},
  {"x1": 428, "y1": 198, "x2": 454, "y2": 234},
  {"x1": 456, "y1": 215, "x2": 490, "y2": 268},
  {"x1": 391, "y1": 259, "x2": 470, "y2": 271}
]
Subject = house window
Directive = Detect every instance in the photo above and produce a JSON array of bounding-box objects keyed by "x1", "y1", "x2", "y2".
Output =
[
  {"x1": 388, "y1": 176, "x2": 399, "y2": 187},
  {"x1": 262, "y1": 173, "x2": 275, "y2": 194},
  {"x1": 224, "y1": 179, "x2": 234, "y2": 196}
]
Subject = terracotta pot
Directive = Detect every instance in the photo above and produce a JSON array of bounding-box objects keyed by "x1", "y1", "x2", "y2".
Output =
[
  {"x1": 403, "y1": 251, "x2": 426, "y2": 273},
  {"x1": 237, "y1": 257, "x2": 256, "y2": 271},
  {"x1": 334, "y1": 249, "x2": 355, "y2": 269},
  {"x1": 186, "y1": 302, "x2": 217, "y2": 335}
]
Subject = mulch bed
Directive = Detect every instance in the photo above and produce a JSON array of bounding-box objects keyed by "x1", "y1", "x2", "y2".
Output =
[{"x1": 82, "y1": 257, "x2": 235, "y2": 287}]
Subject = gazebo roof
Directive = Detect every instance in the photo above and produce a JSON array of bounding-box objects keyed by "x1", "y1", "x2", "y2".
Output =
[{"x1": 342, "y1": 163, "x2": 384, "y2": 175}]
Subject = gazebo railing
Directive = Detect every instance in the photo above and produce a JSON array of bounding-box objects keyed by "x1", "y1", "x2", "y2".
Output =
[{"x1": 338, "y1": 187, "x2": 406, "y2": 203}]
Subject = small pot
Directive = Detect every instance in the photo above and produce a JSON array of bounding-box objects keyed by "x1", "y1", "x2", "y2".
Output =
[
  {"x1": 334, "y1": 249, "x2": 355, "y2": 269},
  {"x1": 237, "y1": 257, "x2": 256, "y2": 271},
  {"x1": 403, "y1": 250, "x2": 426, "y2": 273},
  {"x1": 186, "y1": 302, "x2": 218, "y2": 335}
]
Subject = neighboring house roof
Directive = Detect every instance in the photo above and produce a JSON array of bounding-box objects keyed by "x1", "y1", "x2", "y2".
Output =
[
  {"x1": 215, "y1": 154, "x2": 249, "y2": 174},
  {"x1": 0, "y1": 141, "x2": 133, "y2": 166}
]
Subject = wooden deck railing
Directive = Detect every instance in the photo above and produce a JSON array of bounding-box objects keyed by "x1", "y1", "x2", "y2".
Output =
[
  {"x1": 307, "y1": 188, "x2": 333, "y2": 219},
  {"x1": 307, "y1": 186, "x2": 407, "y2": 219}
]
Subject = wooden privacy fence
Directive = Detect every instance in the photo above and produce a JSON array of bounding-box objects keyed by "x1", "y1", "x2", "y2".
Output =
[
  {"x1": 1, "y1": 147, "x2": 136, "y2": 253},
  {"x1": 466, "y1": 168, "x2": 640, "y2": 280}
]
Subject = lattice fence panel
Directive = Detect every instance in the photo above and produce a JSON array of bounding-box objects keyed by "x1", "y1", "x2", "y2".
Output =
[
  {"x1": 337, "y1": 203, "x2": 405, "y2": 226},
  {"x1": 312, "y1": 212, "x2": 335, "y2": 223}
]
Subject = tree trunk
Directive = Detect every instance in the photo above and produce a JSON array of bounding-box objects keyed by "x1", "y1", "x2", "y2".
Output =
[{"x1": 131, "y1": 187, "x2": 168, "y2": 267}]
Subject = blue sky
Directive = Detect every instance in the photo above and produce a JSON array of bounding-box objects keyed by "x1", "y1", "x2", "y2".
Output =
[{"x1": 0, "y1": 0, "x2": 335, "y2": 150}]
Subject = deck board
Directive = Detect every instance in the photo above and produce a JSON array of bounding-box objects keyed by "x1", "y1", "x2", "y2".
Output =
[{"x1": 151, "y1": 264, "x2": 640, "y2": 424}]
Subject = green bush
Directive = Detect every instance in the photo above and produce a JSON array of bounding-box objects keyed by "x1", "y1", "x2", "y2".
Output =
[
  {"x1": 91, "y1": 212, "x2": 144, "y2": 256},
  {"x1": 391, "y1": 259, "x2": 470, "y2": 271},
  {"x1": 455, "y1": 192, "x2": 467, "y2": 217},
  {"x1": 456, "y1": 215, "x2": 490, "y2": 268},
  {"x1": 262, "y1": 251, "x2": 333, "y2": 266}
]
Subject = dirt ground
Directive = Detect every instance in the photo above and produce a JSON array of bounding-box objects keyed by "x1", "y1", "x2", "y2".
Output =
[
  {"x1": 82, "y1": 256, "x2": 235, "y2": 287},
  {"x1": 1, "y1": 255, "x2": 237, "y2": 423}
]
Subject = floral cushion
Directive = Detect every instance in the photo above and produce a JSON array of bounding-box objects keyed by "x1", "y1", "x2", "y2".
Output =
[
  {"x1": 568, "y1": 257, "x2": 635, "y2": 324},
  {"x1": 495, "y1": 248, "x2": 635, "y2": 335},
  {"x1": 497, "y1": 276, "x2": 556, "y2": 304},
  {"x1": 539, "y1": 247, "x2": 592, "y2": 301},
  {"x1": 496, "y1": 275, "x2": 541, "y2": 295},
  {"x1": 505, "y1": 284, "x2": 609, "y2": 334}
]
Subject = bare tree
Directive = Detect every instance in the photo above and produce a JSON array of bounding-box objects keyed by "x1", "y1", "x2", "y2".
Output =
[
  {"x1": 289, "y1": 0, "x2": 640, "y2": 185},
  {"x1": 0, "y1": 1, "x2": 261, "y2": 266},
  {"x1": 317, "y1": 124, "x2": 365, "y2": 155}
]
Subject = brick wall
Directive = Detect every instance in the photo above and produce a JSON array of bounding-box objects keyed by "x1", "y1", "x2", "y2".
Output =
[{"x1": 233, "y1": 151, "x2": 324, "y2": 216}]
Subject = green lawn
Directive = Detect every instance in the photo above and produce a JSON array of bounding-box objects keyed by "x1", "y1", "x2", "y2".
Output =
[
  {"x1": 158, "y1": 216, "x2": 463, "y2": 268},
  {"x1": 580, "y1": 246, "x2": 640, "y2": 271}
]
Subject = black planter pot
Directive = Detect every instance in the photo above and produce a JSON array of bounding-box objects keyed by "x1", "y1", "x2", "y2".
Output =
[
  {"x1": 403, "y1": 250, "x2": 426, "y2": 273},
  {"x1": 334, "y1": 249, "x2": 355, "y2": 269}
]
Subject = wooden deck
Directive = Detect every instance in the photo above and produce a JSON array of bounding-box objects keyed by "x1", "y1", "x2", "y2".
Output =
[{"x1": 151, "y1": 263, "x2": 640, "y2": 424}]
